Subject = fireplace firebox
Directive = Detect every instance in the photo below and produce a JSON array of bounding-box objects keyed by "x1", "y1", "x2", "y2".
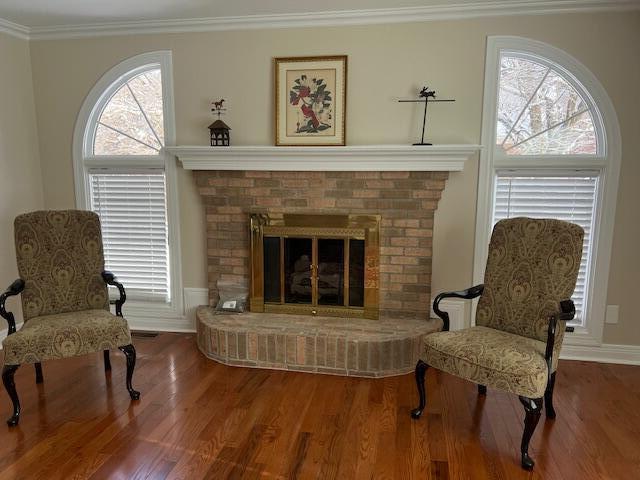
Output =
[{"x1": 249, "y1": 213, "x2": 380, "y2": 319}]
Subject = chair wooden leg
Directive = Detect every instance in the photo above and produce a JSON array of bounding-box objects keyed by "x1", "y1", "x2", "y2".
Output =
[
  {"x1": 478, "y1": 384, "x2": 487, "y2": 395},
  {"x1": 518, "y1": 396, "x2": 543, "y2": 470},
  {"x1": 2, "y1": 365, "x2": 21, "y2": 426},
  {"x1": 103, "y1": 350, "x2": 112, "y2": 372},
  {"x1": 118, "y1": 344, "x2": 140, "y2": 400},
  {"x1": 35, "y1": 363, "x2": 43, "y2": 384},
  {"x1": 544, "y1": 371, "x2": 556, "y2": 419},
  {"x1": 410, "y1": 360, "x2": 428, "y2": 419}
]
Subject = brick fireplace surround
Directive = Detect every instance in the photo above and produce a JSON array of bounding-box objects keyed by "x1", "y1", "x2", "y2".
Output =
[
  {"x1": 190, "y1": 168, "x2": 451, "y2": 377},
  {"x1": 168, "y1": 144, "x2": 477, "y2": 377},
  {"x1": 194, "y1": 169, "x2": 449, "y2": 320}
]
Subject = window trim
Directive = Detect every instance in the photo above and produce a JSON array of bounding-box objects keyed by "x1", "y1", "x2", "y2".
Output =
[
  {"x1": 473, "y1": 36, "x2": 621, "y2": 346},
  {"x1": 72, "y1": 51, "x2": 183, "y2": 319}
]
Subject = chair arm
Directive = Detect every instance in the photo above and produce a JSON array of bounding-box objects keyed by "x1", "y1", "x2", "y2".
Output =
[
  {"x1": 433, "y1": 284, "x2": 484, "y2": 331},
  {"x1": 102, "y1": 270, "x2": 126, "y2": 317},
  {"x1": 544, "y1": 299, "x2": 575, "y2": 372},
  {"x1": 0, "y1": 279, "x2": 25, "y2": 335}
]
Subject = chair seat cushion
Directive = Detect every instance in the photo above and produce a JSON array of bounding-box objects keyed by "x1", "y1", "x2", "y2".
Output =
[
  {"x1": 2, "y1": 309, "x2": 132, "y2": 365},
  {"x1": 423, "y1": 326, "x2": 548, "y2": 398}
]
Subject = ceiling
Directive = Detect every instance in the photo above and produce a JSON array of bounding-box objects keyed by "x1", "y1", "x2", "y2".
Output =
[
  {"x1": 0, "y1": 0, "x2": 636, "y2": 28},
  {"x1": 0, "y1": 0, "x2": 638, "y2": 41},
  {"x1": 0, "y1": 0, "x2": 477, "y2": 27}
]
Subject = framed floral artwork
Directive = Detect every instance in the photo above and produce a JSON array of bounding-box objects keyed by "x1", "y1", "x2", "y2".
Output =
[{"x1": 275, "y1": 55, "x2": 347, "y2": 146}]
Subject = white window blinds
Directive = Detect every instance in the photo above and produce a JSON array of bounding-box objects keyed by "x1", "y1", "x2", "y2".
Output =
[
  {"x1": 493, "y1": 174, "x2": 598, "y2": 326},
  {"x1": 90, "y1": 171, "x2": 170, "y2": 303}
]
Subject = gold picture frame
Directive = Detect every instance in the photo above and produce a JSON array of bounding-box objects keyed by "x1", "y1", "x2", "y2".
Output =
[{"x1": 275, "y1": 55, "x2": 347, "y2": 146}]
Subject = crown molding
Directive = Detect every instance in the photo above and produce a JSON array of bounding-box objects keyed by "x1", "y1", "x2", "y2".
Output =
[
  {"x1": 0, "y1": 1, "x2": 629, "y2": 41},
  {"x1": 0, "y1": 17, "x2": 29, "y2": 40},
  {"x1": 165, "y1": 144, "x2": 481, "y2": 171}
]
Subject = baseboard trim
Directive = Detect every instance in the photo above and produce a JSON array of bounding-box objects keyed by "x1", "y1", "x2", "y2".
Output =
[
  {"x1": 125, "y1": 315, "x2": 195, "y2": 333},
  {"x1": 431, "y1": 298, "x2": 466, "y2": 331},
  {"x1": 0, "y1": 316, "x2": 194, "y2": 347},
  {"x1": 124, "y1": 287, "x2": 208, "y2": 332},
  {"x1": 4, "y1": 293, "x2": 639, "y2": 365},
  {"x1": 0, "y1": 287, "x2": 209, "y2": 345},
  {"x1": 560, "y1": 343, "x2": 640, "y2": 366}
]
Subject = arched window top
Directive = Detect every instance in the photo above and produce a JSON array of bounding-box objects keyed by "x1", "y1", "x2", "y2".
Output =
[
  {"x1": 475, "y1": 36, "x2": 622, "y2": 343},
  {"x1": 93, "y1": 66, "x2": 164, "y2": 155},
  {"x1": 496, "y1": 51, "x2": 601, "y2": 156},
  {"x1": 73, "y1": 51, "x2": 181, "y2": 310}
]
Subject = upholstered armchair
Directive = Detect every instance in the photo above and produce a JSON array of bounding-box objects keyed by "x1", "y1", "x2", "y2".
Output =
[
  {"x1": 411, "y1": 217, "x2": 583, "y2": 470},
  {"x1": 1, "y1": 210, "x2": 140, "y2": 426}
]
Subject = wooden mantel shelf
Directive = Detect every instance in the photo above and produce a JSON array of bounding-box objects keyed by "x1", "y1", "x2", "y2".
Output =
[{"x1": 165, "y1": 145, "x2": 481, "y2": 171}]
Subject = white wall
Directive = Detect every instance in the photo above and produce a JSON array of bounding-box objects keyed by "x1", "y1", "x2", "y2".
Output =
[
  {"x1": 0, "y1": 32, "x2": 43, "y2": 328},
  {"x1": 23, "y1": 11, "x2": 640, "y2": 345}
]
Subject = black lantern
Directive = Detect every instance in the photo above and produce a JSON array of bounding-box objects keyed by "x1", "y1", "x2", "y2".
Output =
[{"x1": 209, "y1": 120, "x2": 231, "y2": 146}]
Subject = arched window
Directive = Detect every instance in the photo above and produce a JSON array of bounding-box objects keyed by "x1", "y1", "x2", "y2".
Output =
[
  {"x1": 475, "y1": 37, "x2": 621, "y2": 344},
  {"x1": 74, "y1": 51, "x2": 182, "y2": 315},
  {"x1": 94, "y1": 68, "x2": 164, "y2": 155},
  {"x1": 496, "y1": 54, "x2": 598, "y2": 155}
]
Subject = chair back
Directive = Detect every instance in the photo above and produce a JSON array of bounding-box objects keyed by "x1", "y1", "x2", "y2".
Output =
[
  {"x1": 14, "y1": 210, "x2": 109, "y2": 320},
  {"x1": 476, "y1": 217, "x2": 584, "y2": 343}
]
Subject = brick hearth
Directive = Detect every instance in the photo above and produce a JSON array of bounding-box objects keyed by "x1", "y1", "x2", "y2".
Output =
[
  {"x1": 195, "y1": 170, "x2": 448, "y2": 320},
  {"x1": 196, "y1": 308, "x2": 441, "y2": 377}
]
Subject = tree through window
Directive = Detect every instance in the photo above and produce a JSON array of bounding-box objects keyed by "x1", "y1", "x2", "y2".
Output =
[
  {"x1": 94, "y1": 69, "x2": 164, "y2": 155},
  {"x1": 497, "y1": 55, "x2": 597, "y2": 155}
]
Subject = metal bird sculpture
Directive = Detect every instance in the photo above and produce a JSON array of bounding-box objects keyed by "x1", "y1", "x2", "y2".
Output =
[{"x1": 399, "y1": 86, "x2": 455, "y2": 145}]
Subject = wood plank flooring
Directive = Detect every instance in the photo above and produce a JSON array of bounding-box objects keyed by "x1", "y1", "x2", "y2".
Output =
[{"x1": 1, "y1": 332, "x2": 639, "y2": 479}]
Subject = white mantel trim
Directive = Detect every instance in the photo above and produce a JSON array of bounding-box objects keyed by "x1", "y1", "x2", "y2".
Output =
[{"x1": 165, "y1": 145, "x2": 481, "y2": 171}]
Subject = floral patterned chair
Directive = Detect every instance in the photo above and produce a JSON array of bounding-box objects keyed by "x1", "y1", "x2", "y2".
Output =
[
  {"x1": 1, "y1": 210, "x2": 140, "y2": 426},
  {"x1": 411, "y1": 217, "x2": 583, "y2": 470}
]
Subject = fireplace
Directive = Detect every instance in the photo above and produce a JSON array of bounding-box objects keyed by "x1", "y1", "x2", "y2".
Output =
[
  {"x1": 249, "y1": 213, "x2": 380, "y2": 319},
  {"x1": 191, "y1": 169, "x2": 453, "y2": 320},
  {"x1": 169, "y1": 145, "x2": 477, "y2": 376}
]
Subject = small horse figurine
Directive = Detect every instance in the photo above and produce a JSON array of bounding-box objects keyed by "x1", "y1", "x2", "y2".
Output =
[{"x1": 212, "y1": 99, "x2": 225, "y2": 111}]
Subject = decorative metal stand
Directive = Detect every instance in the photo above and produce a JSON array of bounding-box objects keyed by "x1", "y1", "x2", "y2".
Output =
[{"x1": 399, "y1": 86, "x2": 455, "y2": 145}]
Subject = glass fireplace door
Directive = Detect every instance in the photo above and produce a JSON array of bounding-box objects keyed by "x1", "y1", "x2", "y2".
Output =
[
  {"x1": 284, "y1": 238, "x2": 313, "y2": 304},
  {"x1": 317, "y1": 239, "x2": 345, "y2": 306},
  {"x1": 251, "y1": 213, "x2": 379, "y2": 319},
  {"x1": 262, "y1": 235, "x2": 365, "y2": 311}
]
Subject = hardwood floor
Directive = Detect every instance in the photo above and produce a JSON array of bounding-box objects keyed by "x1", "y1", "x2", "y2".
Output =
[{"x1": 1, "y1": 332, "x2": 639, "y2": 479}]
